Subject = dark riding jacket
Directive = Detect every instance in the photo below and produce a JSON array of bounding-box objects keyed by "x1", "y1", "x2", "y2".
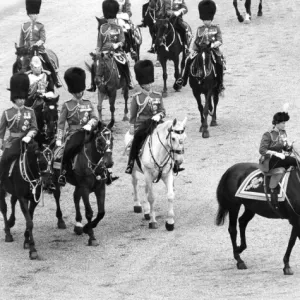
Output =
[
  {"x1": 19, "y1": 21, "x2": 45, "y2": 51},
  {"x1": 56, "y1": 99, "x2": 98, "y2": 141},
  {"x1": 158, "y1": 0, "x2": 188, "y2": 19},
  {"x1": 130, "y1": 90, "x2": 166, "y2": 131},
  {"x1": 193, "y1": 24, "x2": 222, "y2": 56}
]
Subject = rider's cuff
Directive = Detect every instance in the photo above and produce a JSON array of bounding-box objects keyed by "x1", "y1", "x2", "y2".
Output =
[
  {"x1": 26, "y1": 130, "x2": 36, "y2": 138},
  {"x1": 88, "y1": 119, "x2": 97, "y2": 127}
]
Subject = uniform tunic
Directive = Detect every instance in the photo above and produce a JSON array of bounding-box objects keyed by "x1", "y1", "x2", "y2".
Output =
[
  {"x1": 56, "y1": 99, "x2": 98, "y2": 140},
  {"x1": 117, "y1": 0, "x2": 132, "y2": 17},
  {"x1": 19, "y1": 21, "x2": 45, "y2": 50},
  {"x1": 193, "y1": 24, "x2": 222, "y2": 56},
  {"x1": 158, "y1": 0, "x2": 188, "y2": 18},
  {"x1": 130, "y1": 90, "x2": 166, "y2": 131}
]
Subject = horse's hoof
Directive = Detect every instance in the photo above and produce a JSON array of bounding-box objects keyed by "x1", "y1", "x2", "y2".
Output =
[
  {"x1": 165, "y1": 222, "x2": 174, "y2": 231},
  {"x1": 134, "y1": 206, "x2": 142, "y2": 213},
  {"x1": 199, "y1": 126, "x2": 203, "y2": 133},
  {"x1": 173, "y1": 83, "x2": 182, "y2": 91},
  {"x1": 82, "y1": 225, "x2": 89, "y2": 234},
  {"x1": 202, "y1": 131, "x2": 210, "y2": 138},
  {"x1": 210, "y1": 120, "x2": 218, "y2": 127},
  {"x1": 5, "y1": 234, "x2": 13, "y2": 242},
  {"x1": 149, "y1": 222, "x2": 158, "y2": 229},
  {"x1": 88, "y1": 238, "x2": 99, "y2": 247},
  {"x1": 162, "y1": 91, "x2": 168, "y2": 98},
  {"x1": 24, "y1": 242, "x2": 30, "y2": 249},
  {"x1": 283, "y1": 267, "x2": 294, "y2": 275},
  {"x1": 74, "y1": 225, "x2": 83, "y2": 235},
  {"x1": 244, "y1": 14, "x2": 251, "y2": 24},
  {"x1": 29, "y1": 251, "x2": 38, "y2": 260},
  {"x1": 238, "y1": 16, "x2": 244, "y2": 23},
  {"x1": 237, "y1": 261, "x2": 247, "y2": 270},
  {"x1": 57, "y1": 219, "x2": 67, "y2": 229},
  {"x1": 144, "y1": 213, "x2": 150, "y2": 220},
  {"x1": 257, "y1": 11, "x2": 263, "y2": 17},
  {"x1": 122, "y1": 116, "x2": 129, "y2": 122}
]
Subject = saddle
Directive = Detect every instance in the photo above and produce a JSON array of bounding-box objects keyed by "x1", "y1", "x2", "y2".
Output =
[{"x1": 190, "y1": 50, "x2": 215, "y2": 80}]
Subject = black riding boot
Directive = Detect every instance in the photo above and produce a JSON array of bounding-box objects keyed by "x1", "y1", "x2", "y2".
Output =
[
  {"x1": 58, "y1": 167, "x2": 67, "y2": 186},
  {"x1": 118, "y1": 63, "x2": 134, "y2": 90},
  {"x1": 270, "y1": 188, "x2": 279, "y2": 210},
  {"x1": 86, "y1": 64, "x2": 96, "y2": 92},
  {"x1": 125, "y1": 159, "x2": 135, "y2": 174},
  {"x1": 41, "y1": 53, "x2": 62, "y2": 88}
]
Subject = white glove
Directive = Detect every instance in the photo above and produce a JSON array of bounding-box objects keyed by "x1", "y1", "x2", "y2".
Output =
[
  {"x1": 22, "y1": 136, "x2": 31, "y2": 143},
  {"x1": 83, "y1": 124, "x2": 92, "y2": 131},
  {"x1": 0, "y1": 149, "x2": 3, "y2": 157},
  {"x1": 174, "y1": 11, "x2": 181, "y2": 17},
  {"x1": 274, "y1": 152, "x2": 285, "y2": 160},
  {"x1": 56, "y1": 140, "x2": 62, "y2": 147},
  {"x1": 112, "y1": 43, "x2": 120, "y2": 50},
  {"x1": 129, "y1": 125, "x2": 135, "y2": 135},
  {"x1": 35, "y1": 40, "x2": 43, "y2": 47},
  {"x1": 152, "y1": 114, "x2": 161, "y2": 122}
]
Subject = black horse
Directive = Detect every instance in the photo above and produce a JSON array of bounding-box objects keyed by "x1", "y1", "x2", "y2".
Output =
[
  {"x1": 52, "y1": 121, "x2": 114, "y2": 246},
  {"x1": 0, "y1": 140, "x2": 51, "y2": 259},
  {"x1": 233, "y1": 0, "x2": 263, "y2": 23},
  {"x1": 188, "y1": 46, "x2": 219, "y2": 138},
  {"x1": 155, "y1": 18, "x2": 190, "y2": 97},
  {"x1": 216, "y1": 151, "x2": 300, "y2": 275}
]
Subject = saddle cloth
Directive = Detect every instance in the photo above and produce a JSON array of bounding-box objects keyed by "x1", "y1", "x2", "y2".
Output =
[
  {"x1": 235, "y1": 169, "x2": 290, "y2": 202},
  {"x1": 190, "y1": 52, "x2": 215, "y2": 79}
]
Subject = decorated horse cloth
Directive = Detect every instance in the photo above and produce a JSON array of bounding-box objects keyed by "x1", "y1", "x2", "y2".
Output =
[
  {"x1": 190, "y1": 50, "x2": 215, "y2": 80},
  {"x1": 235, "y1": 169, "x2": 291, "y2": 202}
]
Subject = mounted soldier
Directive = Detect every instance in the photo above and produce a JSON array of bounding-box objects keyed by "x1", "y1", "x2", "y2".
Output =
[
  {"x1": 19, "y1": 0, "x2": 62, "y2": 88},
  {"x1": 55, "y1": 67, "x2": 98, "y2": 186},
  {"x1": 0, "y1": 73, "x2": 38, "y2": 185}
]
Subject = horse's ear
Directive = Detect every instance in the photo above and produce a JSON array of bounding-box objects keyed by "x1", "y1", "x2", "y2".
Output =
[
  {"x1": 172, "y1": 118, "x2": 177, "y2": 127},
  {"x1": 54, "y1": 95, "x2": 60, "y2": 103},
  {"x1": 182, "y1": 117, "x2": 187, "y2": 128}
]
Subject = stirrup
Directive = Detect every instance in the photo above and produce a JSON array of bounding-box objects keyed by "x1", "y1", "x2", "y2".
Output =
[
  {"x1": 175, "y1": 78, "x2": 184, "y2": 86},
  {"x1": 125, "y1": 166, "x2": 133, "y2": 174},
  {"x1": 58, "y1": 175, "x2": 66, "y2": 186}
]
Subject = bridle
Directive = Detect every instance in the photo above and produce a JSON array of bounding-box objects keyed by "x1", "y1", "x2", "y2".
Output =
[
  {"x1": 83, "y1": 127, "x2": 112, "y2": 181},
  {"x1": 149, "y1": 125, "x2": 185, "y2": 183},
  {"x1": 157, "y1": 20, "x2": 176, "y2": 52},
  {"x1": 95, "y1": 53, "x2": 114, "y2": 86}
]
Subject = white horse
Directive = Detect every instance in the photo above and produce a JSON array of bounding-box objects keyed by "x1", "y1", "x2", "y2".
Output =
[{"x1": 125, "y1": 117, "x2": 187, "y2": 231}]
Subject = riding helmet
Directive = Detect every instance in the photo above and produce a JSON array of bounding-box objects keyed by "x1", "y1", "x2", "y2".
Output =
[
  {"x1": 64, "y1": 67, "x2": 86, "y2": 94},
  {"x1": 102, "y1": 0, "x2": 120, "y2": 19},
  {"x1": 26, "y1": 0, "x2": 42, "y2": 15},
  {"x1": 198, "y1": 0, "x2": 216, "y2": 21},
  {"x1": 10, "y1": 73, "x2": 30, "y2": 102},
  {"x1": 134, "y1": 60, "x2": 154, "y2": 86},
  {"x1": 272, "y1": 103, "x2": 290, "y2": 125}
]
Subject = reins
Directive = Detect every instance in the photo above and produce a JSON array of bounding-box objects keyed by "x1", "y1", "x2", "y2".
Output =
[{"x1": 159, "y1": 20, "x2": 176, "y2": 52}]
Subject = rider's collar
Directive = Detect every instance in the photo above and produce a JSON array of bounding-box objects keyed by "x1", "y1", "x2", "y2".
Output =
[
  {"x1": 107, "y1": 19, "x2": 117, "y2": 24},
  {"x1": 141, "y1": 88, "x2": 153, "y2": 96},
  {"x1": 14, "y1": 104, "x2": 24, "y2": 110}
]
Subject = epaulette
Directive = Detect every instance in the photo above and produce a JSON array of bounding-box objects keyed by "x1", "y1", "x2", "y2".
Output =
[
  {"x1": 25, "y1": 70, "x2": 32, "y2": 75},
  {"x1": 24, "y1": 106, "x2": 34, "y2": 111},
  {"x1": 65, "y1": 98, "x2": 73, "y2": 102},
  {"x1": 43, "y1": 69, "x2": 51, "y2": 75},
  {"x1": 82, "y1": 98, "x2": 91, "y2": 101},
  {"x1": 35, "y1": 21, "x2": 42, "y2": 25},
  {"x1": 133, "y1": 92, "x2": 142, "y2": 97},
  {"x1": 152, "y1": 91, "x2": 162, "y2": 96}
]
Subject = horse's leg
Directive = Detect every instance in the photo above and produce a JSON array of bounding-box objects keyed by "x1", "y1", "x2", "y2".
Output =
[
  {"x1": 7, "y1": 195, "x2": 18, "y2": 228},
  {"x1": 192, "y1": 87, "x2": 204, "y2": 133},
  {"x1": 53, "y1": 185, "x2": 66, "y2": 229},
  {"x1": 123, "y1": 85, "x2": 129, "y2": 122},
  {"x1": 19, "y1": 197, "x2": 37, "y2": 259},
  {"x1": 145, "y1": 173, "x2": 158, "y2": 229},
  {"x1": 162, "y1": 172, "x2": 175, "y2": 231},
  {"x1": 228, "y1": 204, "x2": 247, "y2": 269},
  {"x1": 257, "y1": 0, "x2": 263, "y2": 16},
  {"x1": 173, "y1": 56, "x2": 182, "y2": 91},
  {"x1": 73, "y1": 186, "x2": 83, "y2": 235},
  {"x1": 202, "y1": 90, "x2": 211, "y2": 138},
  {"x1": 108, "y1": 89, "x2": 116, "y2": 128},
  {"x1": 143, "y1": 182, "x2": 151, "y2": 220},
  {"x1": 210, "y1": 92, "x2": 219, "y2": 127},
  {"x1": 132, "y1": 169, "x2": 142, "y2": 213},
  {"x1": 244, "y1": 0, "x2": 252, "y2": 24},
  {"x1": 237, "y1": 209, "x2": 255, "y2": 254},
  {"x1": 233, "y1": 0, "x2": 244, "y2": 22},
  {"x1": 90, "y1": 182, "x2": 106, "y2": 231},
  {"x1": 81, "y1": 187, "x2": 97, "y2": 246},
  {"x1": 0, "y1": 190, "x2": 13, "y2": 242},
  {"x1": 97, "y1": 90, "x2": 105, "y2": 122},
  {"x1": 282, "y1": 226, "x2": 298, "y2": 275},
  {"x1": 160, "y1": 58, "x2": 168, "y2": 98}
]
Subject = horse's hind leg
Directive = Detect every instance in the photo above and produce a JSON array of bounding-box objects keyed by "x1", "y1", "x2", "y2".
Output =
[
  {"x1": 228, "y1": 204, "x2": 247, "y2": 269},
  {"x1": 233, "y1": 0, "x2": 244, "y2": 22},
  {"x1": 282, "y1": 226, "x2": 298, "y2": 275},
  {"x1": 257, "y1": 0, "x2": 263, "y2": 16},
  {"x1": 0, "y1": 190, "x2": 13, "y2": 242},
  {"x1": 53, "y1": 185, "x2": 66, "y2": 229},
  {"x1": 210, "y1": 92, "x2": 219, "y2": 127},
  {"x1": 123, "y1": 85, "x2": 129, "y2": 121},
  {"x1": 73, "y1": 186, "x2": 83, "y2": 235},
  {"x1": 237, "y1": 209, "x2": 255, "y2": 254},
  {"x1": 7, "y1": 195, "x2": 18, "y2": 228},
  {"x1": 19, "y1": 197, "x2": 37, "y2": 259}
]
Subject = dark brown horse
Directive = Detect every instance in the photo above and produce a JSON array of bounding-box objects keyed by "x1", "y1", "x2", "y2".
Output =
[
  {"x1": 216, "y1": 152, "x2": 300, "y2": 275},
  {"x1": 0, "y1": 141, "x2": 51, "y2": 259},
  {"x1": 233, "y1": 0, "x2": 263, "y2": 23},
  {"x1": 188, "y1": 47, "x2": 219, "y2": 138}
]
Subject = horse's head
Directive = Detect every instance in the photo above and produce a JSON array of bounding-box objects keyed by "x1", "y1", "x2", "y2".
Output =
[
  {"x1": 94, "y1": 121, "x2": 114, "y2": 169},
  {"x1": 15, "y1": 44, "x2": 36, "y2": 72},
  {"x1": 41, "y1": 96, "x2": 59, "y2": 141},
  {"x1": 94, "y1": 52, "x2": 114, "y2": 87},
  {"x1": 154, "y1": 18, "x2": 171, "y2": 47},
  {"x1": 166, "y1": 117, "x2": 187, "y2": 167}
]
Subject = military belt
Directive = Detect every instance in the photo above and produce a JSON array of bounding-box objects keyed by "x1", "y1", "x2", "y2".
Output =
[
  {"x1": 10, "y1": 132, "x2": 25, "y2": 138},
  {"x1": 69, "y1": 125, "x2": 82, "y2": 130}
]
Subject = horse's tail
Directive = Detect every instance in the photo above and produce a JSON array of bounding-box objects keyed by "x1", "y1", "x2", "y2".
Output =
[
  {"x1": 215, "y1": 168, "x2": 230, "y2": 226},
  {"x1": 84, "y1": 61, "x2": 92, "y2": 73}
]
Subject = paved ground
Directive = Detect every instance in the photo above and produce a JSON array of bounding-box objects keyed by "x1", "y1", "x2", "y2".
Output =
[{"x1": 1, "y1": 0, "x2": 300, "y2": 299}]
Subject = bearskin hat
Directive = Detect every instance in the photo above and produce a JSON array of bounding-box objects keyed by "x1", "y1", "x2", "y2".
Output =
[
  {"x1": 64, "y1": 67, "x2": 86, "y2": 94},
  {"x1": 134, "y1": 60, "x2": 154, "y2": 85},
  {"x1": 198, "y1": 0, "x2": 216, "y2": 21},
  {"x1": 26, "y1": 0, "x2": 42, "y2": 15},
  {"x1": 272, "y1": 112, "x2": 290, "y2": 125},
  {"x1": 10, "y1": 73, "x2": 30, "y2": 102},
  {"x1": 102, "y1": 0, "x2": 119, "y2": 19}
]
